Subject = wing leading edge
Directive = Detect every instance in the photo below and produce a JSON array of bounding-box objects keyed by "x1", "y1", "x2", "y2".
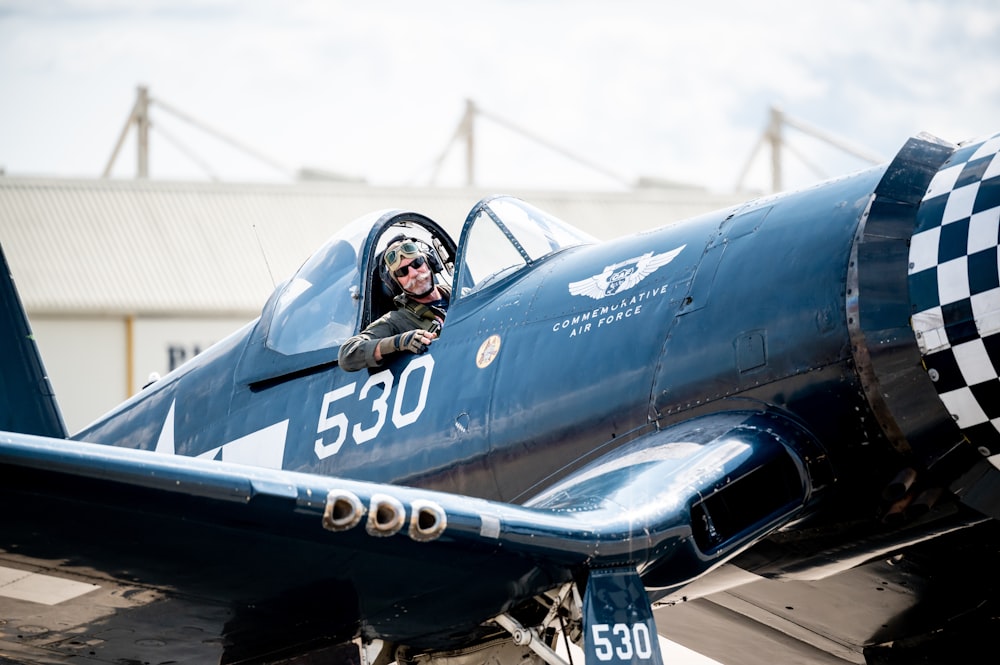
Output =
[{"x1": 0, "y1": 409, "x2": 821, "y2": 663}]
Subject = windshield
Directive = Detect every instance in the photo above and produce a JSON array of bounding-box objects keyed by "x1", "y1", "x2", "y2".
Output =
[
  {"x1": 456, "y1": 196, "x2": 596, "y2": 296},
  {"x1": 265, "y1": 211, "x2": 382, "y2": 355}
]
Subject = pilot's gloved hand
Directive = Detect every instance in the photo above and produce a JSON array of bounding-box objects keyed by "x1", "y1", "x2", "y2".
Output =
[{"x1": 379, "y1": 329, "x2": 435, "y2": 356}]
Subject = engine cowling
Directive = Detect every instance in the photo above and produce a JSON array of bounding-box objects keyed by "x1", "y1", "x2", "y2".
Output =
[{"x1": 852, "y1": 131, "x2": 1000, "y2": 507}]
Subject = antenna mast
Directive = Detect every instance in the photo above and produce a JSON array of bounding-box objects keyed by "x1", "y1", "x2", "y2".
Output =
[
  {"x1": 735, "y1": 104, "x2": 885, "y2": 193},
  {"x1": 428, "y1": 98, "x2": 631, "y2": 189},
  {"x1": 103, "y1": 85, "x2": 293, "y2": 180},
  {"x1": 104, "y1": 85, "x2": 151, "y2": 178}
]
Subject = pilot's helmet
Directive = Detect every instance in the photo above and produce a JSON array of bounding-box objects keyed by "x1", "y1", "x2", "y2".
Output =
[{"x1": 383, "y1": 238, "x2": 426, "y2": 282}]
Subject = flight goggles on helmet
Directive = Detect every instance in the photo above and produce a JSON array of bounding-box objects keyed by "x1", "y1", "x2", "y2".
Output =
[{"x1": 384, "y1": 240, "x2": 424, "y2": 274}]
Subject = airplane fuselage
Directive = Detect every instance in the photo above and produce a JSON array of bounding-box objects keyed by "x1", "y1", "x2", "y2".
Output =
[{"x1": 75, "y1": 163, "x2": 913, "y2": 524}]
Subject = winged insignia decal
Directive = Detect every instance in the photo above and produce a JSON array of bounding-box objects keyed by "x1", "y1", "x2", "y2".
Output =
[{"x1": 568, "y1": 245, "x2": 686, "y2": 300}]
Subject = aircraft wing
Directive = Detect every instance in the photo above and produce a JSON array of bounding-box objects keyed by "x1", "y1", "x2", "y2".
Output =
[{"x1": 0, "y1": 408, "x2": 817, "y2": 664}]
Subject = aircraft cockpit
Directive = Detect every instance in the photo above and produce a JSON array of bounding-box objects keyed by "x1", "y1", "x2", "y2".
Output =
[
  {"x1": 264, "y1": 210, "x2": 457, "y2": 358},
  {"x1": 241, "y1": 195, "x2": 593, "y2": 383}
]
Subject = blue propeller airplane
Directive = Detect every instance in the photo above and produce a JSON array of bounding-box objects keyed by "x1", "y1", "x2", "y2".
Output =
[{"x1": 2, "y1": 128, "x2": 1000, "y2": 665}]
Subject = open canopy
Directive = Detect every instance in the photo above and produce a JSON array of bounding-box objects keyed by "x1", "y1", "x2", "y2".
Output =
[{"x1": 261, "y1": 195, "x2": 595, "y2": 360}]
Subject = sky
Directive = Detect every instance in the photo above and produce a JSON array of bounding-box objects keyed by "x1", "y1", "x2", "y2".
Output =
[{"x1": 1, "y1": 1, "x2": 999, "y2": 195}]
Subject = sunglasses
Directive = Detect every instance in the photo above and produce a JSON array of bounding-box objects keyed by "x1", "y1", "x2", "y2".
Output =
[
  {"x1": 384, "y1": 241, "x2": 422, "y2": 271},
  {"x1": 392, "y1": 255, "x2": 426, "y2": 279}
]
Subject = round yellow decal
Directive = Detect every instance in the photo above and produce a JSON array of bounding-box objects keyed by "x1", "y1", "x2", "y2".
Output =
[{"x1": 476, "y1": 335, "x2": 502, "y2": 369}]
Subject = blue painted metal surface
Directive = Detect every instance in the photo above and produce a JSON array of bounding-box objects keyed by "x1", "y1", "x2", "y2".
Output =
[
  {"x1": 0, "y1": 242, "x2": 66, "y2": 437},
  {"x1": 584, "y1": 568, "x2": 663, "y2": 665},
  {"x1": 3, "y1": 131, "x2": 1000, "y2": 664}
]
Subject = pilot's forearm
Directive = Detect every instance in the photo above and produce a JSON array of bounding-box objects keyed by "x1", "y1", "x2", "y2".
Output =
[{"x1": 337, "y1": 335, "x2": 383, "y2": 372}]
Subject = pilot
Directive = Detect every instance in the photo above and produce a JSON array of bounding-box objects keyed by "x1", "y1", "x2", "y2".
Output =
[{"x1": 338, "y1": 236, "x2": 450, "y2": 372}]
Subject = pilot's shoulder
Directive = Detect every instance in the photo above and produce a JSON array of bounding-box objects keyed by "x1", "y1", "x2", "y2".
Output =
[{"x1": 368, "y1": 309, "x2": 415, "y2": 335}]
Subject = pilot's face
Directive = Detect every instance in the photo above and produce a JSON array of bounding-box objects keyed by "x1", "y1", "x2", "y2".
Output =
[{"x1": 395, "y1": 256, "x2": 432, "y2": 294}]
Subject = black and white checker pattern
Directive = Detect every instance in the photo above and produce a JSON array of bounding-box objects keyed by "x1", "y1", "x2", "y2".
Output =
[{"x1": 909, "y1": 132, "x2": 1000, "y2": 456}]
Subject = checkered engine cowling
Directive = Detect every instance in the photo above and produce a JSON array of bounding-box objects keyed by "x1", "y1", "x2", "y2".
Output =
[{"x1": 909, "y1": 133, "x2": 1000, "y2": 456}]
